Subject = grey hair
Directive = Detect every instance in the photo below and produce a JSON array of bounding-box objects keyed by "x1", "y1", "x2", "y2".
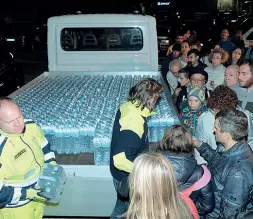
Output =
[
  {"x1": 169, "y1": 59, "x2": 182, "y2": 72},
  {"x1": 215, "y1": 109, "x2": 248, "y2": 141}
]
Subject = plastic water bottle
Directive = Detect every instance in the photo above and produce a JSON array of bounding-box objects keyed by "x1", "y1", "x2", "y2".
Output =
[
  {"x1": 37, "y1": 163, "x2": 67, "y2": 203},
  {"x1": 13, "y1": 74, "x2": 178, "y2": 165}
]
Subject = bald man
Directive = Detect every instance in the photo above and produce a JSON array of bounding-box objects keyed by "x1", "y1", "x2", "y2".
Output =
[
  {"x1": 225, "y1": 65, "x2": 239, "y2": 86},
  {"x1": 0, "y1": 97, "x2": 56, "y2": 219},
  {"x1": 167, "y1": 59, "x2": 183, "y2": 95}
]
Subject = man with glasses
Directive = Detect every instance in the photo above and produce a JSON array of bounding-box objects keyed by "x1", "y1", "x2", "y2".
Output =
[{"x1": 189, "y1": 68, "x2": 208, "y2": 90}]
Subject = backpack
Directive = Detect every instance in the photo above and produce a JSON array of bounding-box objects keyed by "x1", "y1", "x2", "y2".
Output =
[{"x1": 179, "y1": 165, "x2": 211, "y2": 219}]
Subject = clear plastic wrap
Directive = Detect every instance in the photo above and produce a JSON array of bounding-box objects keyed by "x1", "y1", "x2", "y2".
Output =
[{"x1": 14, "y1": 74, "x2": 176, "y2": 165}]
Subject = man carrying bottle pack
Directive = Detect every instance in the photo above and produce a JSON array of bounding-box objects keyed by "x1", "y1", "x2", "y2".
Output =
[{"x1": 0, "y1": 97, "x2": 56, "y2": 219}]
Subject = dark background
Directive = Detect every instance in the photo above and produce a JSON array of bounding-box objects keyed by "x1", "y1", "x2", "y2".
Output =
[{"x1": 0, "y1": 0, "x2": 219, "y2": 23}]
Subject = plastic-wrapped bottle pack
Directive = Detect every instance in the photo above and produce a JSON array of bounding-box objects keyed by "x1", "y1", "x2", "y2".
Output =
[
  {"x1": 13, "y1": 74, "x2": 176, "y2": 165},
  {"x1": 35, "y1": 163, "x2": 67, "y2": 203}
]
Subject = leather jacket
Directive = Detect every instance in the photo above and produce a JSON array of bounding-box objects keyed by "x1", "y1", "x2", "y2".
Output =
[
  {"x1": 158, "y1": 150, "x2": 215, "y2": 216},
  {"x1": 198, "y1": 141, "x2": 253, "y2": 219}
]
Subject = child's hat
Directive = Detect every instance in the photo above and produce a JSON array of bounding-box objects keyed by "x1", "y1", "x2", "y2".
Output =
[{"x1": 188, "y1": 87, "x2": 206, "y2": 103}]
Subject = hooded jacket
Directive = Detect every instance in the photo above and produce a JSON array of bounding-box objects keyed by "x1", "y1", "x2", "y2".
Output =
[
  {"x1": 198, "y1": 141, "x2": 253, "y2": 218},
  {"x1": 158, "y1": 150, "x2": 215, "y2": 216}
]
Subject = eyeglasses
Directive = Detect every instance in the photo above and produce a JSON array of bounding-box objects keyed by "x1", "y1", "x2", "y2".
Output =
[{"x1": 190, "y1": 78, "x2": 205, "y2": 83}]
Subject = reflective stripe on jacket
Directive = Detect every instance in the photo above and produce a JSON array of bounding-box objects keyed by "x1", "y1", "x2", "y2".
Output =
[{"x1": 0, "y1": 120, "x2": 56, "y2": 208}]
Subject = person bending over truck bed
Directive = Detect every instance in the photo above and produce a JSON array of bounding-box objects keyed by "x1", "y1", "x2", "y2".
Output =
[{"x1": 110, "y1": 78, "x2": 163, "y2": 219}]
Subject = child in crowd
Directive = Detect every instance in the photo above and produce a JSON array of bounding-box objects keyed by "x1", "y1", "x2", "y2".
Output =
[
  {"x1": 180, "y1": 87, "x2": 207, "y2": 136},
  {"x1": 126, "y1": 153, "x2": 192, "y2": 219},
  {"x1": 175, "y1": 67, "x2": 209, "y2": 112},
  {"x1": 157, "y1": 125, "x2": 214, "y2": 217}
]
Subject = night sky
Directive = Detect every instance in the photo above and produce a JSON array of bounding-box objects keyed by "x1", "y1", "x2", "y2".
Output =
[
  {"x1": 1, "y1": 0, "x2": 218, "y2": 12},
  {"x1": 0, "y1": 0, "x2": 219, "y2": 23}
]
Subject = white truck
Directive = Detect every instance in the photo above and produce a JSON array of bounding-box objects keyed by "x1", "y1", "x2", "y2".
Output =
[
  {"x1": 9, "y1": 14, "x2": 179, "y2": 217},
  {"x1": 241, "y1": 17, "x2": 253, "y2": 48}
]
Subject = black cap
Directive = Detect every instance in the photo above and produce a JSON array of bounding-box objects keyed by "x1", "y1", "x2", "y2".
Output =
[
  {"x1": 172, "y1": 43, "x2": 181, "y2": 51},
  {"x1": 189, "y1": 67, "x2": 208, "y2": 82}
]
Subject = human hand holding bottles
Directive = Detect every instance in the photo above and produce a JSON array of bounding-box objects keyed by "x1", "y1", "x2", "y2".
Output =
[{"x1": 26, "y1": 188, "x2": 48, "y2": 201}]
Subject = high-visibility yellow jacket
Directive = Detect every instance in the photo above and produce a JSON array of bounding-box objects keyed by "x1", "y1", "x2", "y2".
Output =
[
  {"x1": 0, "y1": 120, "x2": 56, "y2": 208},
  {"x1": 110, "y1": 101, "x2": 155, "y2": 181},
  {"x1": 166, "y1": 44, "x2": 174, "y2": 56}
]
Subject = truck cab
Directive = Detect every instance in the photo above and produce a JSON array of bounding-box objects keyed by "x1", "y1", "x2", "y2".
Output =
[
  {"x1": 9, "y1": 14, "x2": 179, "y2": 217},
  {"x1": 48, "y1": 14, "x2": 158, "y2": 72}
]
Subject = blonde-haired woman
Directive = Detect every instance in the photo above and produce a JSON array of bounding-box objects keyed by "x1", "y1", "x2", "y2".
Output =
[{"x1": 127, "y1": 153, "x2": 193, "y2": 219}]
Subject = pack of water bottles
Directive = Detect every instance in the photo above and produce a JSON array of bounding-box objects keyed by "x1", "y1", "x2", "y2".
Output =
[
  {"x1": 35, "y1": 163, "x2": 67, "y2": 203},
  {"x1": 13, "y1": 74, "x2": 176, "y2": 165}
]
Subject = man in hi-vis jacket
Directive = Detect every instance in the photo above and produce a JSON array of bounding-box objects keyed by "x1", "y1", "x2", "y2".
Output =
[{"x1": 0, "y1": 97, "x2": 56, "y2": 219}]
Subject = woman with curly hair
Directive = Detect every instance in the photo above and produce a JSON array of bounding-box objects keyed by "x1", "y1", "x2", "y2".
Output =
[
  {"x1": 204, "y1": 48, "x2": 229, "y2": 91},
  {"x1": 195, "y1": 85, "x2": 253, "y2": 164}
]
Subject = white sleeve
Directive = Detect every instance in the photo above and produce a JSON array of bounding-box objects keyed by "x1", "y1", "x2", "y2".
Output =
[
  {"x1": 166, "y1": 71, "x2": 178, "y2": 95},
  {"x1": 195, "y1": 112, "x2": 217, "y2": 164}
]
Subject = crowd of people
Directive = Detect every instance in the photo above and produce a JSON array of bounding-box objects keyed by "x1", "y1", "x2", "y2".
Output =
[
  {"x1": 109, "y1": 27, "x2": 253, "y2": 219},
  {"x1": 0, "y1": 27, "x2": 252, "y2": 219}
]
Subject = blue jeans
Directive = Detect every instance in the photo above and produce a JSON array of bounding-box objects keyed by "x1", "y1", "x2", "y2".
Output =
[{"x1": 110, "y1": 178, "x2": 129, "y2": 219}]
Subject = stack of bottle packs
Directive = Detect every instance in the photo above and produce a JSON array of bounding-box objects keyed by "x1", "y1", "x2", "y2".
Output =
[
  {"x1": 14, "y1": 74, "x2": 176, "y2": 165},
  {"x1": 35, "y1": 163, "x2": 67, "y2": 203}
]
